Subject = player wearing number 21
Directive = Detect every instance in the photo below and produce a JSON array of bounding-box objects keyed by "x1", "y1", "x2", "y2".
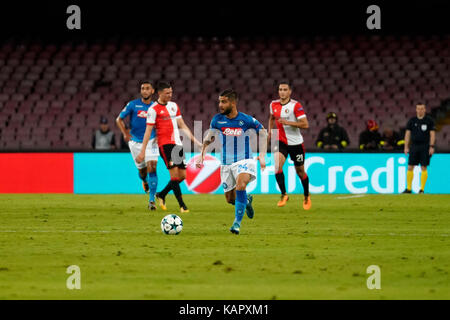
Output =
[{"x1": 268, "y1": 81, "x2": 311, "y2": 210}]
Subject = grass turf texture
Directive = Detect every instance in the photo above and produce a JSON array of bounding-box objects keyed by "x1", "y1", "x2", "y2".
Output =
[{"x1": 0, "y1": 194, "x2": 449, "y2": 300}]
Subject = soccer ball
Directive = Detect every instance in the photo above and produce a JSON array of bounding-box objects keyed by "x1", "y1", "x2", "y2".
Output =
[{"x1": 161, "y1": 214, "x2": 183, "y2": 235}]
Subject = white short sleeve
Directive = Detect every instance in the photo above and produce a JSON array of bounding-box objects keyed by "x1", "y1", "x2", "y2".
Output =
[{"x1": 147, "y1": 107, "x2": 156, "y2": 124}]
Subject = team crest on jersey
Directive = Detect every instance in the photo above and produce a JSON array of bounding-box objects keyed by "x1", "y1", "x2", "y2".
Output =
[
  {"x1": 171, "y1": 107, "x2": 176, "y2": 113},
  {"x1": 421, "y1": 124, "x2": 427, "y2": 131},
  {"x1": 222, "y1": 127, "x2": 243, "y2": 136},
  {"x1": 137, "y1": 110, "x2": 147, "y2": 118},
  {"x1": 285, "y1": 109, "x2": 290, "y2": 114},
  {"x1": 239, "y1": 120, "x2": 244, "y2": 126}
]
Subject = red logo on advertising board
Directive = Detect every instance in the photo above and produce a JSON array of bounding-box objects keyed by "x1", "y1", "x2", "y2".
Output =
[{"x1": 185, "y1": 155, "x2": 221, "y2": 193}]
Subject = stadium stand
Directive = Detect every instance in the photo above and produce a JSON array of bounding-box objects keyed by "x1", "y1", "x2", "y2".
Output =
[{"x1": 0, "y1": 35, "x2": 449, "y2": 151}]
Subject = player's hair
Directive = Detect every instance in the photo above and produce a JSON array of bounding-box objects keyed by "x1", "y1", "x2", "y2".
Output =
[
  {"x1": 140, "y1": 80, "x2": 153, "y2": 88},
  {"x1": 219, "y1": 89, "x2": 238, "y2": 102},
  {"x1": 278, "y1": 81, "x2": 292, "y2": 89},
  {"x1": 416, "y1": 102, "x2": 426, "y2": 107},
  {"x1": 155, "y1": 81, "x2": 172, "y2": 92}
]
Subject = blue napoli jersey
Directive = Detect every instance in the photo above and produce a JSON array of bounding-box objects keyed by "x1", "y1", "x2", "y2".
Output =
[
  {"x1": 119, "y1": 99, "x2": 156, "y2": 142},
  {"x1": 210, "y1": 112, "x2": 264, "y2": 165}
]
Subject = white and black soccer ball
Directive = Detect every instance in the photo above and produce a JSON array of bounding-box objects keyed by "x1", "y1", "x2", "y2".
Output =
[{"x1": 161, "y1": 214, "x2": 183, "y2": 235}]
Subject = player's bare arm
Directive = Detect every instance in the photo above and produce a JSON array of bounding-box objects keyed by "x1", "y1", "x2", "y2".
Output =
[
  {"x1": 404, "y1": 129, "x2": 411, "y2": 154},
  {"x1": 176, "y1": 117, "x2": 202, "y2": 149},
  {"x1": 277, "y1": 117, "x2": 309, "y2": 129},
  {"x1": 115, "y1": 116, "x2": 131, "y2": 142},
  {"x1": 258, "y1": 128, "x2": 268, "y2": 171},
  {"x1": 136, "y1": 124, "x2": 153, "y2": 163},
  {"x1": 196, "y1": 129, "x2": 216, "y2": 168},
  {"x1": 429, "y1": 130, "x2": 436, "y2": 155}
]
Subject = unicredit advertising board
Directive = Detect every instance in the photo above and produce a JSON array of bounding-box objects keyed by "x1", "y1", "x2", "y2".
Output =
[{"x1": 73, "y1": 152, "x2": 450, "y2": 194}]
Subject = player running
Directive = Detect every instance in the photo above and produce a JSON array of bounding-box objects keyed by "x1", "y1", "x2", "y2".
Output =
[
  {"x1": 197, "y1": 89, "x2": 267, "y2": 235},
  {"x1": 267, "y1": 81, "x2": 311, "y2": 210},
  {"x1": 116, "y1": 81, "x2": 159, "y2": 210},
  {"x1": 137, "y1": 81, "x2": 201, "y2": 213}
]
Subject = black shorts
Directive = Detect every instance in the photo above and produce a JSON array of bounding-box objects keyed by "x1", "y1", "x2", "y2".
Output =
[
  {"x1": 159, "y1": 144, "x2": 186, "y2": 169},
  {"x1": 408, "y1": 144, "x2": 431, "y2": 166},
  {"x1": 276, "y1": 141, "x2": 306, "y2": 166}
]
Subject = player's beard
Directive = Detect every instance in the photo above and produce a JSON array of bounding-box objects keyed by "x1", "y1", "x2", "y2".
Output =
[
  {"x1": 220, "y1": 106, "x2": 232, "y2": 115},
  {"x1": 142, "y1": 95, "x2": 151, "y2": 102}
]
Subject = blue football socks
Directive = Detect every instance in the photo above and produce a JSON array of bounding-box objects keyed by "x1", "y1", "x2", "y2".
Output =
[
  {"x1": 234, "y1": 190, "x2": 247, "y2": 225},
  {"x1": 148, "y1": 172, "x2": 158, "y2": 202}
]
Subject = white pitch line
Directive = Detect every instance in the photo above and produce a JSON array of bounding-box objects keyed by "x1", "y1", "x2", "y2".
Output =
[
  {"x1": 340, "y1": 232, "x2": 448, "y2": 237},
  {"x1": 335, "y1": 194, "x2": 366, "y2": 199},
  {"x1": 0, "y1": 230, "x2": 448, "y2": 237},
  {"x1": 0, "y1": 230, "x2": 149, "y2": 233}
]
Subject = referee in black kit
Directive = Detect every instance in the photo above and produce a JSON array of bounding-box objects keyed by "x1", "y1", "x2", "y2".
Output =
[{"x1": 403, "y1": 103, "x2": 436, "y2": 194}]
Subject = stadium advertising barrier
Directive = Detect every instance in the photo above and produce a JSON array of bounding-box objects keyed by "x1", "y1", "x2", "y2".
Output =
[
  {"x1": 74, "y1": 152, "x2": 450, "y2": 194},
  {"x1": 1, "y1": 153, "x2": 449, "y2": 194},
  {"x1": 0, "y1": 153, "x2": 73, "y2": 193}
]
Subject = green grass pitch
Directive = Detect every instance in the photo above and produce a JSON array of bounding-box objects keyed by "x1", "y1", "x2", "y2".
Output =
[{"x1": 0, "y1": 193, "x2": 449, "y2": 299}]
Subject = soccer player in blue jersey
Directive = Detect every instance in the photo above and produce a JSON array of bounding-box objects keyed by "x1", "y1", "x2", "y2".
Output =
[
  {"x1": 197, "y1": 89, "x2": 267, "y2": 235},
  {"x1": 116, "y1": 81, "x2": 159, "y2": 210}
]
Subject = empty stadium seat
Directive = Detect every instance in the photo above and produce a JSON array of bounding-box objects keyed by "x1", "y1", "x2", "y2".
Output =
[{"x1": 0, "y1": 35, "x2": 449, "y2": 150}]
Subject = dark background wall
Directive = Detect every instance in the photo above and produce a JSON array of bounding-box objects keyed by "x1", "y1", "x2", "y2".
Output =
[{"x1": 0, "y1": 0, "x2": 449, "y2": 41}]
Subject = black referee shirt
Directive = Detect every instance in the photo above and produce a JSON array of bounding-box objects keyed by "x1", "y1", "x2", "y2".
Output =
[{"x1": 406, "y1": 115, "x2": 436, "y2": 145}]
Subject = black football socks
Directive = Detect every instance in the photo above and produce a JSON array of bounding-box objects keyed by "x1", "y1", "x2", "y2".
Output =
[
  {"x1": 275, "y1": 171, "x2": 287, "y2": 195},
  {"x1": 300, "y1": 173, "x2": 309, "y2": 197}
]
